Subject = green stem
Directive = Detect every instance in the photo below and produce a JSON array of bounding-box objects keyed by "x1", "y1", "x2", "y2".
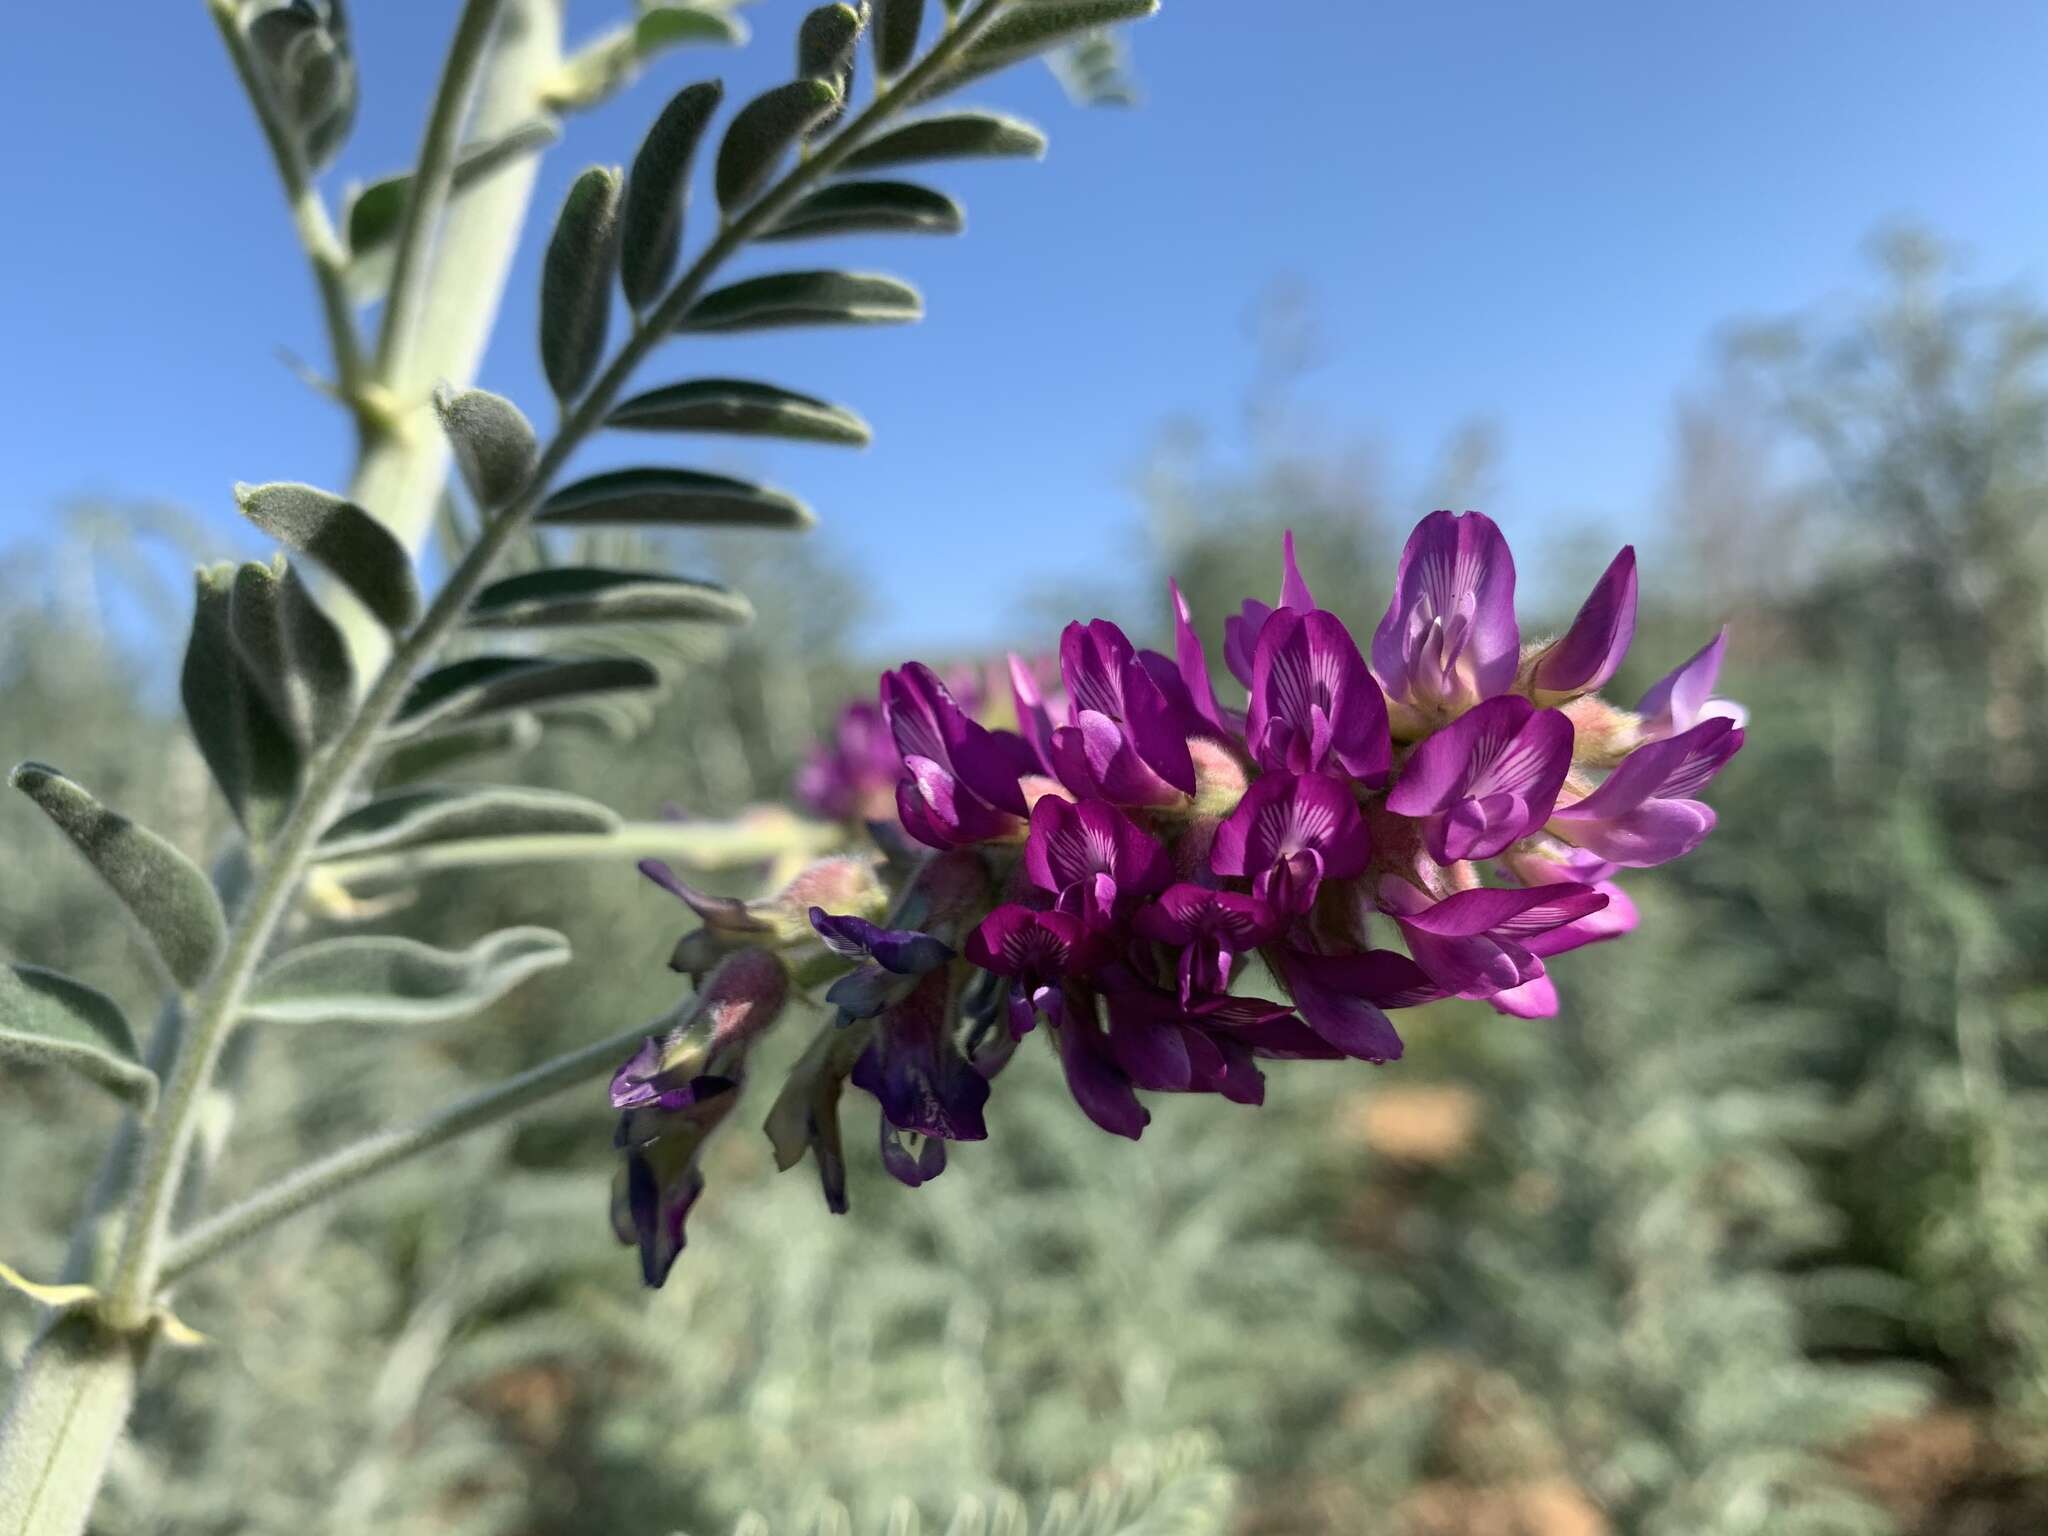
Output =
[
  {"x1": 370, "y1": 0, "x2": 509, "y2": 389},
  {"x1": 0, "y1": 1317, "x2": 142, "y2": 1536},
  {"x1": 204, "y1": 0, "x2": 367, "y2": 404},
  {"x1": 161, "y1": 1021, "x2": 653, "y2": 1284},
  {"x1": 313, "y1": 813, "x2": 841, "y2": 887}
]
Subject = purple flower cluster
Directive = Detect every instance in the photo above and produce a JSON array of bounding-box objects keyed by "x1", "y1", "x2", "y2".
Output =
[
  {"x1": 617, "y1": 511, "x2": 1748, "y2": 1283},
  {"x1": 820, "y1": 511, "x2": 1745, "y2": 1149}
]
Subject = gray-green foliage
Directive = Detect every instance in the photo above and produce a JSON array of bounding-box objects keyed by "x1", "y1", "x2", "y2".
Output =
[
  {"x1": 243, "y1": 928, "x2": 572, "y2": 1028},
  {"x1": 539, "y1": 468, "x2": 816, "y2": 530},
  {"x1": 539, "y1": 166, "x2": 625, "y2": 404}
]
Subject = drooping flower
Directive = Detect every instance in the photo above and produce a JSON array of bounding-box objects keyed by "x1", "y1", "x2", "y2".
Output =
[
  {"x1": 1023, "y1": 795, "x2": 1172, "y2": 931},
  {"x1": 849, "y1": 966, "x2": 990, "y2": 1144},
  {"x1": 808, "y1": 906, "x2": 954, "y2": 1019},
  {"x1": 882, "y1": 662, "x2": 1033, "y2": 849},
  {"x1": 1371, "y1": 509, "x2": 1520, "y2": 720},
  {"x1": 1273, "y1": 947, "x2": 1438, "y2": 1062},
  {"x1": 1531, "y1": 546, "x2": 1638, "y2": 701},
  {"x1": 1486, "y1": 880, "x2": 1639, "y2": 1018},
  {"x1": 1385, "y1": 694, "x2": 1575, "y2": 864},
  {"x1": 1378, "y1": 878, "x2": 1610, "y2": 1002},
  {"x1": 1244, "y1": 606, "x2": 1392, "y2": 784},
  {"x1": 1549, "y1": 715, "x2": 1744, "y2": 867},
  {"x1": 1636, "y1": 627, "x2": 1750, "y2": 742},
  {"x1": 1210, "y1": 770, "x2": 1371, "y2": 916}
]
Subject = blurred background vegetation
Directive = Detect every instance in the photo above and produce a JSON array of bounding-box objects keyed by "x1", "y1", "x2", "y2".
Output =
[{"x1": 3, "y1": 233, "x2": 2046, "y2": 1535}]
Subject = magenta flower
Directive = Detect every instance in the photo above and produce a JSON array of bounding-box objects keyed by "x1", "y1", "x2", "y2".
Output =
[
  {"x1": 1385, "y1": 694, "x2": 1575, "y2": 864},
  {"x1": 1210, "y1": 770, "x2": 1371, "y2": 917},
  {"x1": 1023, "y1": 795, "x2": 1172, "y2": 931},
  {"x1": 1636, "y1": 627, "x2": 1749, "y2": 742},
  {"x1": 1245, "y1": 606, "x2": 1393, "y2": 785},
  {"x1": 1371, "y1": 509, "x2": 1520, "y2": 716},
  {"x1": 1549, "y1": 716, "x2": 1744, "y2": 867},
  {"x1": 882, "y1": 662, "x2": 1033, "y2": 849},
  {"x1": 1274, "y1": 947, "x2": 1438, "y2": 1062},
  {"x1": 1045, "y1": 620, "x2": 1198, "y2": 805},
  {"x1": 1379, "y1": 878, "x2": 1611, "y2": 1001},
  {"x1": 1133, "y1": 883, "x2": 1282, "y2": 1006},
  {"x1": 1170, "y1": 579, "x2": 1243, "y2": 738},
  {"x1": 965, "y1": 903, "x2": 1098, "y2": 1039},
  {"x1": 1534, "y1": 546, "x2": 1638, "y2": 699}
]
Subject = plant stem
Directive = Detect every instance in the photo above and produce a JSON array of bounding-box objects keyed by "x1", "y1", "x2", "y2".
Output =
[
  {"x1": 0, "y1": 1317, "x2": 143, "y2": 1536},
  {"x1": 107, "y1": 0, "x2": 1010, "y2": 1337},
  {"x1": 370, "y1": 0, "x2": 509, "y2": 389},
  {"x1": 204, "y1": 0, "x2": 366, "y2": 405},
  {"x1": 161, "y1": 1021, "x2": 654, "y2": 1283},
  {"x1": 312, "y1": 812, "x2": 841, "y2": 888}
]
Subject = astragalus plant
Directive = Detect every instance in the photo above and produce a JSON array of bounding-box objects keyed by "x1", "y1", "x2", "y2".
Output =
[{"x1": 0, "y1": 1, "x2": 1162, "y2": 1529}]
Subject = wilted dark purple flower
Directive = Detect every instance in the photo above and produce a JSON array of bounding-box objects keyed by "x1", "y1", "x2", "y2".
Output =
[{"x1": 849, "y1": 967, "x2": 990, "y2": 1143}]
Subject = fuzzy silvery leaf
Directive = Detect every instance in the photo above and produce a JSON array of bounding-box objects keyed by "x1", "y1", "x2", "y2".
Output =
[
  {"x1": 679, "y1": 269, "x2": 922, "y2": 332},
  {"x1": 619, "y1": 81, "x2": 724, "y2": 311},
  {"x1": 247, "y1": 0, "x2": 357, "y2": 172},
  {"x1": 344, "y1": 118, "x2": 560, "y2": 262},
  {"x1": 922, "y1": 0, "x2": 1158, "y2": 100},
  {"x1": 433, "y1": 385, "x2": 538, "y2": 510},
  {"x1": 540, "y1": 166, "x2": 624, "y2": 404},
  {"x1": 228, "y1": 558, "x2": 351, "y2": 748},
  {"x1": 233, "y1": 482, "x2": 422, "y2": 632},
  {"x1": 839, "y1": 110, "x2": 1047, "y2": 171},
  {"x1": 762, "y1": 180, "x2": 963, "y2": 242},
  {"x1": 242, "y1": 928, "x2": 572, "y2": 1028},
  {"x1": 714, "y1": 78, "x2": 841, "y2": 213},
  {"x1": 537, "y1": 468, "x2": 814, "y2": 530},
  {"x1": 314, "y1": 784, "x2": 621, "y2": 861},
  {"x1": 871, "y1": 0, "x2": 925, "y2": 78},
  {"x1": 0, "y1": 965, "x2": 156, "y2": 1109},
  {"x1": 184, "y1": 563, "x2": 302, "y2": 837},
  {"x1": 606, "y1": 378, "x2": 871, "y2": 446},
  {"x1": 797, "y1": 4, "x2": 864, "y2": 137},
  {"x1": 388, "y1": 656, "x2": 662, "y2": 739},
  {"x1": 9, "y1": 764, "x2": 227, "y2": 991},
  {"x1": 466, "y1": 567, "x2": 754, "y2": 629},
  {"x1": 636, "y1": 3, "x2": 748, "y2": 55},
  {"x1": 372, "y1": 713, "x2": 541, "y2": 792}
]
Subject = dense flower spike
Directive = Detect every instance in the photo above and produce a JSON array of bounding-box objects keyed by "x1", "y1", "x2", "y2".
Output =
[{"x1": 636, "y1": 511, "x2": 1746, "y2": 1283}]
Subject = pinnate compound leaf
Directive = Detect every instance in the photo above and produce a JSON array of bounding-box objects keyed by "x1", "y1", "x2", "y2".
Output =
[
  {"x1": 714, "y1": 78, "x2": 840, "y2": 213},
  {"x1": 9, "y1": 764, "x2": 226, "y2": 990},
  {"x1": 679, "y1": 270, "x2": 922, "y2": 332},
  {"x1": 433, "y1": 385, "x2": 538, "y2": 510},
  {"x1": 540, "y1": 166, "x2": 624, "y2": 404},
  {"x1": 186, "y1": 562, "x2": 302, "y2": 836},
  {"x1": 840, "y1": 110, "x2": 1047, "y2": 171},
  {"x1": 315, "y1": 784, "x2": 621, "y2": 862},
  {"x1": 0, "y1": 965, "x2": 156, "y2": 1109},
  {"x1": 619, "y1": 80, "x2": 724, "y2": 311},
  {"x1": 389, "y1": 656, "x2": 662, "y2": 739},
  {"x1": 233, "y1": 482, "x2": 421, "y2": 632},
  {"x1": 243, "y1": 928, "x2": 572, "y2": 1028},
  {"x1": 467, "y1": 567, "x2": 754, "y2": 629},
  {"x1": 606, "y1": 378, "x2": 870, "y2": 445},
  {"x1": 538, "y1": 468, "x2": 814, "y2": 530},
  {"x1": 344, "y1": 118, "x2": 560, "y2": 261},
  {"x1": 763, "y1": 179, "x2": 963, "y2": 241},
  {"x1": 872, "y1": 0, "x2": 925, "y2": 77}
]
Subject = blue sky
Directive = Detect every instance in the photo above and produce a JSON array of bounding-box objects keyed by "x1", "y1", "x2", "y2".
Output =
[{"x1": 6, "y1": 2, "x2": 2048, "y2": 654}]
